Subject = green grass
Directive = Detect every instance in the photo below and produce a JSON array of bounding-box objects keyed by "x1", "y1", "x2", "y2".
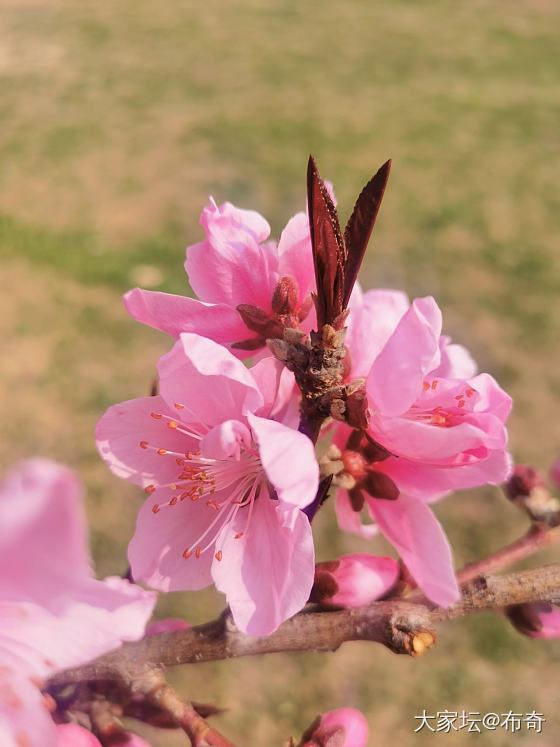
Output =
[{"x1": 1, "y1": 0, "x2": 560, "y2": 744}]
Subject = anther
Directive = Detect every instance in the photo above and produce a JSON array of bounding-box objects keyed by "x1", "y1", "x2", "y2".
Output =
[
  {"x1": 183, "y1": 548, "x2": 192, "y2": 559},
  {"x1": 457, "y1": 400, "x2": 466, "y2": 408},
  {"x1": 145, "y1": 485, "x2": 156, "y2": 495},
  {"x1": 180, "y1": 491, "x2": 189, "y2": 501},
  {"x1": 195, "y1": 546, "x2": 201, "y2": 559},
  {"x1": 174, "y1": 403, "x2": 185, "y2": 410},
  {"x1": 157, "y1": 448, "x2": 167, "y2": 456},
  {"x1": 431, "y1": 380, "x2": 438, "y2": 390},
  {"x1": 139, "y1": 441, "x2": 148, "y2": 449},
  {"x1": 234, "y1": 532, "x2": 244, "y2": 539},
  {"x1": 169, "y1": 496, "x2": 178, "y2": 506},
  {"x1": 168, "y1": 421, "x2": 179, "y2": 429},
  {"x1": 215, "y1": 551, "x2": 223, "y2": 562},
  {"x1": 422, "y1": 381, "x2": 430, "y2": 392},
  {"x1": 151, "y1": 412, "x2": 162, "y2": 419},
  {"x1": 176, "y1": 458, "x2": 185, "y2": 466},
  {"x1": 170, "y1": 483, "x2": 177, "y2": 490},
  {"x1": 152, "y1": 504, "x2": 160, "y2": 514}
]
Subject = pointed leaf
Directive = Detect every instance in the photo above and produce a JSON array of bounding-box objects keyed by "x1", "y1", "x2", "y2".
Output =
[{"x1": 343, "y1": 159, "x2": 391, "y2": 306}]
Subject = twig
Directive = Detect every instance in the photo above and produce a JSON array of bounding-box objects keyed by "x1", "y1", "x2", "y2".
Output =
[
  {"x1": 49, "y1": 564, "x2": 560, "y2": 690},
  {"x1": 132, "y1": 670, "x2": 236, "y2": 747},
  {"x1": 457, "y1": 524, "x2": 560, "y2": 584}
]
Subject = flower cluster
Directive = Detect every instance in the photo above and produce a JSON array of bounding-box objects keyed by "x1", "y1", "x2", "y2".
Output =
[{"x1": 96, "y1": 165, "x2": 512, "y2": 634}]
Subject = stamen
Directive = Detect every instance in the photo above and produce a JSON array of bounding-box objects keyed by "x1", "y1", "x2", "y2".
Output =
[
  {"x1": 183, "y1": 548, "x2": 192, "y2": 559},
  {"x1": 145, "y1": 485, "x2": 156, "y2": 495},
  {"x1": 169, "y1": 496, "x2": 178, "y2": 506},
  {"x1": 195, "y1": 546, "x2": 201, "y2": 559},
  {"x1": 431, "y1": 380, "x2": 438, "y2": 390},
  {"x1": 174, "y1": 402, "x2": 185, "y2": 410},
  {"x1": 157, "y1": 448, "x2": 167, "y2": 455},
  {"x1": 215, "y1": 551, "x2": 223, "y2": 562},
  {"x1": 139, "y1": 441, "x2": 148, "y2": 449},
  {"x1": 151, "y1": 412, "x2": 162, "y2": 419},
  {"x1": 152, "y1": 504, "x2": 160, "y2": 514},
  {"x1": 168, "y1": 421, "x2": 178, "y2": 429}
]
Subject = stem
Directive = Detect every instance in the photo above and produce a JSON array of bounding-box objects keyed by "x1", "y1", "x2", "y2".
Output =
[
  {"x1": 457, "y1": 524, "x2": 560, "y2": 584},
  {"x1": 48, "y1": 565, "x2": 560, "y2": 688}
]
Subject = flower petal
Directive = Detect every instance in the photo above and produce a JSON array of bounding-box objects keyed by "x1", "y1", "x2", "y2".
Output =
[
  {"x1": 124, "y1": 289, "x2": 250, "y2": 346},
  {"x1": 367, "y1": 296, "x2": 442, "y2": 416},
  {"x1": 185, "y1": 200, "x2": 278, "y2": 309},
  {"x1": 367, "y1": 494, "x2": 459, "y2": 607},
  {"x1": 158, "y1": 334, "x2": 263, "y2": 427},
  {"x1": 334, "y1": 490, "x2": 378, "y2": 539},
  {"x1": 128, "y1": 490, "x2": 215, "y2": 592},
  {"x1": 96, "y1": 396, "x2": 198, "y2": 490},
  {"x1": 212, "y1": 499, "x2": 314, "y2": 635},
  {"x1": 247, "y1": 413, "x2": 319, "y2": 508}
]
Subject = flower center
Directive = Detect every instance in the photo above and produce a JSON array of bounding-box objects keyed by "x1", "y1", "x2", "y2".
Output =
[{"x1": 139, "y1": 410, "x2": 266, "y2": 563}]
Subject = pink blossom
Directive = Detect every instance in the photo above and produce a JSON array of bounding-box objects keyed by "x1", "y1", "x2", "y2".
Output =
[
  {"x1": 331, "y1": 290, "x2": 512, "y2": 607},
  {"x1": 124, "y1": 199, "x2": 316, "y2": 357},
  {"x1": 311, "y1": 554, "x2": 399, "y2": 608},
  {"x1": 96, "y1": 333, "x2": 319, "y2": 636},
  {"x1": 303, "y1": 707, "x2": 369, "y2": 747},
  {"x1": 0, "y1": 460, "x2": 156, "y2": 747}
]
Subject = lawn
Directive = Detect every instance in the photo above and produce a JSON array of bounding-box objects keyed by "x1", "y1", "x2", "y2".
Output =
[{"x1": 1, "y1": 1, "x2": 559, "y2": 744}]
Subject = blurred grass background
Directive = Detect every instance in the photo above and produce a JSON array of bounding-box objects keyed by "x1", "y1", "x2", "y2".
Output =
[{"x1": 1, "y1": 0, "x2": 559, "y2": 744}]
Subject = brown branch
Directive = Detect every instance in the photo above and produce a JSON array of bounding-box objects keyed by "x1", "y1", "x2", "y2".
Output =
[
  {"x1": 132, "y1": 670, "x2": 236, "y2": 747},
  {"x1": 457, "y1": 524, "x2": 560, "y2": 584},
  {"x1": 49, "y1": 564, "x2": 560, "y2": 691}
]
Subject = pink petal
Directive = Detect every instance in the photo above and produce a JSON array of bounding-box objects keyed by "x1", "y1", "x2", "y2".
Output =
[
  {"x1": 367, "y1": 495, "x2": 459, "y2": 607},
  {"x1": 0, "y1": 460, "x2": 91, "y2": 607},
  {"x1": 212, "y1": 499, "x2": 314, "y2": 635},
  {"x1": 158, "y1": 333, "x2": 263, "y2": 427},
  {"x1": 185, "y1": 200, "x2": 278, "y2": 309},
  {"x1": 378, "y1": 450, "x2": 512, "y2": 501},
  {"x1": 468, "y1": 373, "x2": 512, "y2": 423},
  {"x1": 246, "y1": 413, "x2": 319, "y2": 508},
  {"x1": 367, "y1": 296, "x2": 442, "y2": 416},
  {"x1": 0, "y1": 578, "x2": 155, "y2": 679},
  {"x1": 334, "y1": 490, "x2": 379, "y2": 539},
  {"x1": 346, "y1": 288, "x2": 410, "y2": 378},
  {"x1": 432, "y1": 336, "x2": 478, "y2": 379},
  {"x1": 250, "y1": 357, "x2": 293, "y2": 419},
  {"x1": 200, "y1": 420, "x2": 252, "y2": 460},
  {"x1": 0, "y1": 673, "x2": 58, "y2": 747},
  {"x1": 128, "y1": 491, "x2": 215, "y2": 592},
  {"x1": 276, "y1": 211, "x2": 315, "y2": 302},
  {"x1": 56, "y1": 724, "x2": 102, "y2": 746},
  {"x1": 96, "y1": 395, "x2": 198, "y2": 490},
  {"x1": 124, "y1": 289, "x2": 250, "y2": 348}
]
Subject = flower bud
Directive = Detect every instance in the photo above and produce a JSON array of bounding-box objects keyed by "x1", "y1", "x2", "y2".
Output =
[
  {"x1": 146, "y1": 618, "x2": 191, "y2": 635},
  {"x1": 503, "y1": 465, "x2": 545, "y2": 501},
  {"x1": 507, "y1": 602, "x2": 560, "y2": 639},
  {"x1": 310, "y1": 554, "x2": 399, "y2": 608},
  {"x1": 272, "y1": 275, "x2": 299, "y2": 315},
  {"x1": 550, "y1": 458, "x2": 560, "y2": 490},
  {"x1": 301, "y1": 707, "x2": 369, "y2": 747}
]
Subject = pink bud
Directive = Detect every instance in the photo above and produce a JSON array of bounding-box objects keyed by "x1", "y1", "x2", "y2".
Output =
[
  {"x1": 550, "y1": 458, "x2": 560, "y2": 490},
  {"x1": 507, "y1": 602, "x2": 560, "y2": 639},
  {"x1": 303, "y1": 707, "x2": 369, "y2": 747},
  {"x1": 311, "y1": 554, "x2": 399, "y2": 609},
  {"x1": 503, "y1": 464, "x2": 545, "y2": 501},
  {"x1": 145, "y1": 618, "x2": 191, "y2": 635}
]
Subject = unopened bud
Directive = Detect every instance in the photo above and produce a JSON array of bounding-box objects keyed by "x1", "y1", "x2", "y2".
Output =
[
  {"x1": 300, "y1": 708, "x2": 369, "y2": 747},
  {"x1": 504, "y1": 465, "x2": 560, "y2": 526},
  {"x1": 310, "y1": 554, "x2": 399, "y2": 609},
  {"x1": 504, "y1": 465, "x2": 545, "y2": 501},
  {"x1": 272, "y1": 275, "x2": 299, "y2": 315},
  {"x1": 506, "y1": 602, "x2": 560, "y2": 639}
]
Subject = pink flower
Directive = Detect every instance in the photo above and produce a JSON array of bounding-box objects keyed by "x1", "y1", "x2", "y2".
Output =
[
  {"x1": 311, "y1": 554, "x2": 399, "y2": 608},
  {"x1": 331, "y1": 290, "x2": 512, "y2": 607},
  {"x1": 302, "y1": 707, "x2": 369, "y2": 747},
  {"x1": 96, "y1": 333, "x2": 319, "y2": 636},
  {"x1": 0, "y1": 459, "x2": 156, "y2": 747},
  {"x1": 124, "y1": 199, "x2": 316, "y2": 357}
]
